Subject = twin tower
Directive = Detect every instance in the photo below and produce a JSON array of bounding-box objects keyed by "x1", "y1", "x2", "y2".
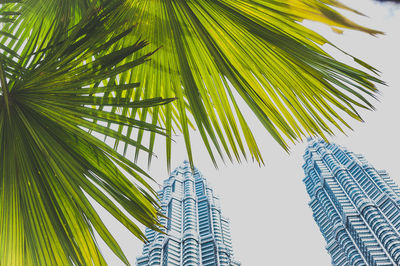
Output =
[
  {"x1": 137, "y1": 139, "x2": 400, "y2": 266},
  {"x1": 136, "y1": 161, "x2": 241, "y2": 266},
  {"x1": 304, "y1": 139, "x2": 400, "y2": 265}
]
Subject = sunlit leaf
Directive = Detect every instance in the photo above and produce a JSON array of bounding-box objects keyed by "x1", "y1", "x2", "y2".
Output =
[
  {"x1": 115, "y1": 0, "x2": 384, "y2": 169},
  {"x1": 2, "y1": 0, "x2": 384, "y2": 170}
]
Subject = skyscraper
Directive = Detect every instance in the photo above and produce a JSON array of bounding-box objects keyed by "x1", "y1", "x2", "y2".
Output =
[
  {"x1": 136, "y1": 161, "x2": 241, "y2": 266},
  {"x1": 303, "y1": 139, "x2": 400, "y2": 265}
]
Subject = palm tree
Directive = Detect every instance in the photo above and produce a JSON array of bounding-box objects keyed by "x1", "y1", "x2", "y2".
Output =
[{"x1": 1, "y1": 0, "x2": 384, "y2": 265}]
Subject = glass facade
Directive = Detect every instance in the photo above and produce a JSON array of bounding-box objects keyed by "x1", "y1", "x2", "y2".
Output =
[
  {"x1": 136, "y1": 161, "x2": 241, "y2": 266},
  {"x1": 303, "y1": 139, "x2": 400, "y2": 265}
]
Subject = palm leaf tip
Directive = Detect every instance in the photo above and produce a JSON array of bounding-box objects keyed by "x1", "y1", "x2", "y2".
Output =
[{"x1": 0, "y1": 2, "x2": 172, "y2": 265}]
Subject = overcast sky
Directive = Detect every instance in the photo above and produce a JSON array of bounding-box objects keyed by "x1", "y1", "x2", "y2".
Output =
[{"x1": 96, "y1": 1, "x2": 400, "y2": 265}]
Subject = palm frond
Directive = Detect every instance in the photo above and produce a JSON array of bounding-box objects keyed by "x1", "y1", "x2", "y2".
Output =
[
  {"x1": 2, "y1": 0, "x2": 384, "y2": 170},
  {"x1": 0, "y1": 3, "x2": 173, "y2": 265},
  {"x1": 114, "y1": 0, "x2": 384, "y2": 169}
]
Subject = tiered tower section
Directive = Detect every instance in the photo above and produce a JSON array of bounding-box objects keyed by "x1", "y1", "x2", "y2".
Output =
[
  {"x1": 136, "y1": 161, "x2": 240, "y2": 266},
  {"x1": 303, "y1": 139, "x2": 400, "y2": 266}
]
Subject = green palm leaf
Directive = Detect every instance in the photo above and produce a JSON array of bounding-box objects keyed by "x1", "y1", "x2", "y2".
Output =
[
  {"x1": 117, "y1": 0, "x2": 384, "y2": 169},
  {"x1": 0, "y1": 2, "x2": 174, "y2": 265},
  {"x1": 3, "y1": 0, "x2": 384, "y2": 170}
]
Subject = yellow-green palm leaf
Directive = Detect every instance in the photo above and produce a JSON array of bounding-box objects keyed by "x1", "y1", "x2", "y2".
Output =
[
  {"x1": 0, "y1": 2, "x2": 173, "y2": 265},
  {"x1": 4, "y1": 0, "x2": 384, "y2": 170},
  {"x1": 115, "y1": 0, "x2": 384, "y2": 169}
]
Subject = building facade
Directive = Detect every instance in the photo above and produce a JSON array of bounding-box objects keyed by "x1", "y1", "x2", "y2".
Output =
[
  {"x1": 303, "y1": 139, "x2": 400, "y2": 265},
  {"x1": 136, "y1": 161, "x2": 240, "y2": 266}
]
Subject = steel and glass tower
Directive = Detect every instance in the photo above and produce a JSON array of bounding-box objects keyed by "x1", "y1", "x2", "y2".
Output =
[
  {"x1": 303, "y1": 139, "x2": 400, "y2": 265},
  {"x1": 136, "y1": 161, "x2": 241, "y2": 266}
]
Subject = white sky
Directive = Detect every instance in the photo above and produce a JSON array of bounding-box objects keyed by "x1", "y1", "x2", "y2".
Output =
[{"x1": 96, "y1": 0, "x2": 400, "y2": 265}]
